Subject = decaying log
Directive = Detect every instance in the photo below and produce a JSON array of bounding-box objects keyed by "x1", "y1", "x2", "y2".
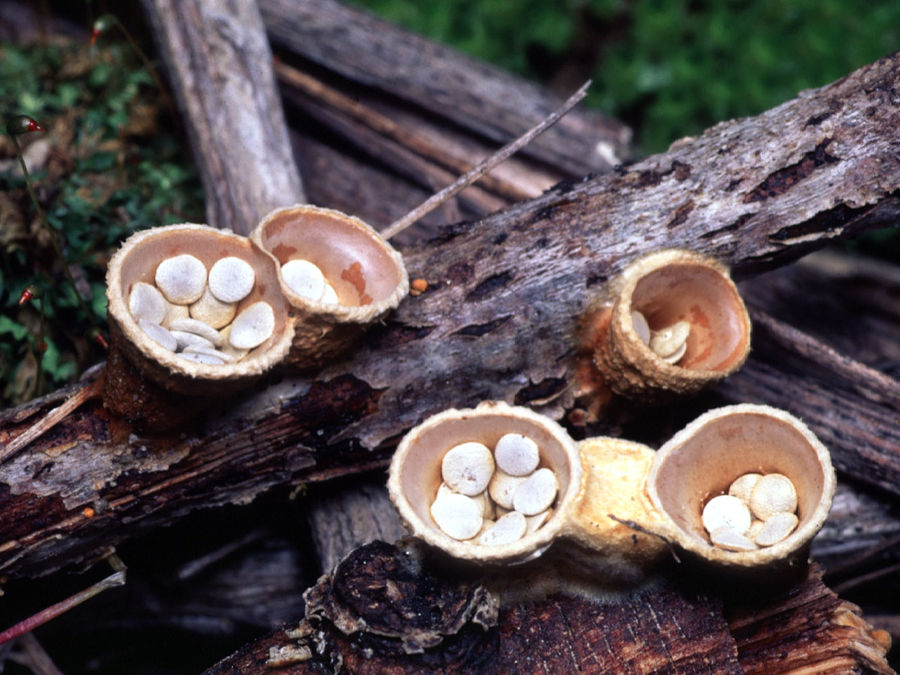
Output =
[
  {"x1": 708, "y1": 309, "x2": 900, "y2": 496},
  {"x1": 204, "y1": 541, "x2": 892, "y2": 673},
  {"x1": 259, "y1": 0, "x2": 631, "y2": 178},
  {"x1": 305, "y1": 475, "x2": 406, "y2": 574},
  {"x1": 2, "y1": 53, "x2": 900, "y2": 581},
  {"x1": 139, "y1": 0, "x2": 305, "y2": 233}
]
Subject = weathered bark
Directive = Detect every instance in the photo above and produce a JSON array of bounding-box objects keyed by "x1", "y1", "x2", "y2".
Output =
[
  {"x1": 204, "y1": 541, "x2": 892, "y2": 673},
  {"x1": 2, "y1": 54, "x2": 900, "y2": 581},
  {"x1": 305, "y1": 474, "x2": 406, "y2": 574},
  {"x1": 139, "y1": 0, "x2": 305, "y2": 233},
  {"x1": 259, "y1": 0, "x2": 631, "y2": 177}
]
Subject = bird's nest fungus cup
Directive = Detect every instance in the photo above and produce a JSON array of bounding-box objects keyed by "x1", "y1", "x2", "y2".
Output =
[
  {"x1": 645, "y1": 403, "x2": 836, "y2": 585},
  {"x1": 593, "y1": 249, "x2": 751, "y2": 401},
  {"x1": 104, "y1": 223, "x2": 293, "y2": 425},
  {"x1": 251, "y1": 204, "x2": 408, "y2": 368},
  {"x1": 388, "y1": 402, "x2": 667, "y2": 584},
  {"x1": 388, "y1": 402, "x2": 583, "y2": 565}
]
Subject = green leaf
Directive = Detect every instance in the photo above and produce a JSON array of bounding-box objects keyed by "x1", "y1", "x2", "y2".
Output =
[{"x1": 0, "y1": 315, "x2": 29, "y2": 341}]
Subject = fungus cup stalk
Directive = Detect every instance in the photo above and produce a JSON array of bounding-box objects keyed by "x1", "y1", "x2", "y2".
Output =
[{"x1": 6, "y1": 116, "x2": 103, "y2": 343}]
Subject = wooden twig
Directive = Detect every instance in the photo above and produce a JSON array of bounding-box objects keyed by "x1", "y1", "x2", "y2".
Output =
[
  {"x1": 382, "y1": 80, "x2": 591, "y2": 239},
  {"x1": 0, "y1": 375, "x2": 102, "y2": 465}
]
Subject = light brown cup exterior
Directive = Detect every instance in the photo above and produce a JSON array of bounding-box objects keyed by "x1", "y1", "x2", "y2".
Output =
[
  {"x1": 251, "y1": 204, "x2": 409, "y2": 368},
  {"x1": 387, "y1": 401, "x2": 583, "y2": 565},
  {"x1": 564, "y1": 437, "x2": 669, "y2": 583},
  {"x1": 105, "y1": 223, "x2": 293, "y2": 402},
  {"x1": 645, "y1": 403, "x2": 836, "y2": 581},
  {"x1": 593, "y1": 249, "x2": 751, "y2": 401}
]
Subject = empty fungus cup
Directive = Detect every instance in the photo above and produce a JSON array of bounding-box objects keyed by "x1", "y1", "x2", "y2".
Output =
[
  {"x1": 104, "y1": 223, "x2": 293, "y2": 423},
  {"x1": 388, "y1": 402, "x2": 582, "y2": 565},
  {"x1": 645, "y1": 403, "x2": 836, "y2": 583},
  {"x1": 593, "y1": 249, "x2": 751, "y2": 401},
  {"x1": 251, "y1": 204, "x2": 408, "y2": 368}
]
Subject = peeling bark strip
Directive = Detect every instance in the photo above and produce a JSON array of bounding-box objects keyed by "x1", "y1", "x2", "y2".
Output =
[{"x1": 3, "y1": 55, "x2": 900, "y2": 581}]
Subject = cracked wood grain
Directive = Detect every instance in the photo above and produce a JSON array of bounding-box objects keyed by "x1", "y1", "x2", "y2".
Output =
[{"x1": 2, "y1": 53, "x2": 900, "y2": 580}]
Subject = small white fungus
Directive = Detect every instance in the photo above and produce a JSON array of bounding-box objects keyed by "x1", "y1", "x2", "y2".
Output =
[
  {"x1": 139, "y1": 319, "x2": 177, "y2": 352},
  {"x1": 754, "y1": 512, "x2": 799, "y2": 547},
  {"x1": 709, "y1": 526, "x2": 758, "y2": 552},
  {"x1": 229, "y1": 301, "x2": 275, "y2": 349},
  {"x1": 749, "y1": 473, "x2": 798, "y2": 521},
  {"x1": 430, "y1": 491, "x2": 483, "y2": 540},
  {"x1": 479, "y1": 511, "x2": 527, "y2": 546},
  {"x1": 494, "y1": 433, "x2": 540, "y2": 476},
  {"x1": 208, "y1": 256, "x2": 255, "y2": 303},
  {"x1": 129, "y1": 282, "x2": 169, "y2": 325},
  {"x1": 155, "y1": 254, "x2": 207, "y2": 304},
  {"x1": 488, "y1": 470, "x2": 527, "y2": 510},
  {"x1": 168, "y1": 317, "x2": 224, "y2": 347},
  {"x1": 728, "y1": 473, "x2": 762, "y2": 503},
  {"x1": 512, "y1": 468, "x2": 558, "y2": 516},
  {"x1": 631, "y1": 310, "x2": 651, "y2": 344},
  {"x1": 702, "y1": 495, "x2": 752, "y2": 535},
  {"x1": 441, "y1": 442, "x2": 495, "y2": 496},
  {"x1": 281, "y1": 259, "x2": 326, "y2": 302}
]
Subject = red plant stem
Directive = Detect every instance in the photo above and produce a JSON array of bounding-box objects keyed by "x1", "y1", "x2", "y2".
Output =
[
  {"x1": 0, "y1": 566, "x2": 126, "y2": 645},
  {"x1": 11, "y1": 135, "x2": 100, "y2": 336},
  {"x1": 110, "y1": 16, "x2": 175, "y2": 115}
]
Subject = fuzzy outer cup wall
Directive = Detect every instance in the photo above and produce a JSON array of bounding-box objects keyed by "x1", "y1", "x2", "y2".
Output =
[
  {"x1": 593, "y1": 249, "x2": 751, "y2": 401},
  {"x1": 104, "y1": 224, "x2": 293, "y2": 425},
  {"x1": 563, "y1": 436, "x2": 670, "y2": 585},
  {"x1": 251, "y1": 204, "x2": 408, "y2": 368},
  {"x1": 645, "y1": 403, "x2": 836, "y2": 587},
  {"x1": 388, "y1": 402, "x2": 583, "y2": 565}
]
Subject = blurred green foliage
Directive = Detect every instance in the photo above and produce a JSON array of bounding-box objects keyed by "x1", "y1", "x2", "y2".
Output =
[
  {"x1": 352, "y1": 0, "x2": 900, "y2": 154},
  {"x1": 0, "y1": 37, "x2": 203, "y2": 405}
]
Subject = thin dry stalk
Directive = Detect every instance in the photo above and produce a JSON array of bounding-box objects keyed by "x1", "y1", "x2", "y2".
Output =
[{"x1": 382, "y1": 80, "x2": 591, "y2": 240}]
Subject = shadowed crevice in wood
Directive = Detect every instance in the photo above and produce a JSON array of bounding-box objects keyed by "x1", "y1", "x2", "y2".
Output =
[
  {"x1": 465, "y1": 271, "x2": 514, "y2": 302},
  {"x1": 514, "y1": 378, "x2": 568, "y2": 406},
  {"x1": 453, "y1": 316, "x2": 512, "y2": 338},
  {"x1": 745, "y1": 139, "x2": 840, "y2": 202}
]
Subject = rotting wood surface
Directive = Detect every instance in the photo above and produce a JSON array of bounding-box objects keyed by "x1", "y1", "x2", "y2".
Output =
[
  {"x1": 1, "y1": 53, "x2": 900, "y2": 583},
  {"x1": 259, "y1": 0, "x2": 632, "y2": 178},
  {"x1": 203, "y1": 541, "x2": 891, "y2": 674}
]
